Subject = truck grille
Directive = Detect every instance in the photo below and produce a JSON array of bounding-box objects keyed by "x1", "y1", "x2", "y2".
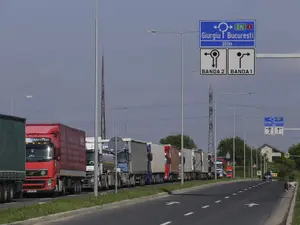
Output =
[
  {"x1": 26, "y1": 169, "x2": 48, "y2": 177},
  {"x1": 23, "y1": 180, "x2": 46, "y2": 189}
]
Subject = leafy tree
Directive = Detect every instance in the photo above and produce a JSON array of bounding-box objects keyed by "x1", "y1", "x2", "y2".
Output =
[
  {"x1": 288, "y1": 143, "x2": 300, "y2": 169},
  {"x1": 217, "y1": 136, "x2": 253, "y2": 166},
  {"x1": 159, "y1": 134, "x2": 197, "y2": 149}
]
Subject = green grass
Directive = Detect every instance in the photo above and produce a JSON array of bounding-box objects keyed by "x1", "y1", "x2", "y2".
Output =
[
  {"x1": 291, "y1": 171, "x2": 300, "y2": 225},
  {"x1": 0, "y1": 179, "x2": 239, "y2": 224}
]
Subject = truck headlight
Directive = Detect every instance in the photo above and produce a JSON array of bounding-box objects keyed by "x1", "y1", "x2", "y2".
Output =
[{"x1": 48, "y1": 179, "x2": 52, "y2": 187}]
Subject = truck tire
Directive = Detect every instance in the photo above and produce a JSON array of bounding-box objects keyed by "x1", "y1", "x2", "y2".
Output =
[
  {"x1": 14, "y1": 191, "x2": 23, "y2": 200},
  {"x1": 61, "y1": 183, "x2": 66, "y2": 196},
  {"x1": 3, "y1": 186, "x2": 8, "y2": 203},
  {"x1": 0, "y1": 184, "x2": 3, "y2": 203},
  {"x1": 77, "y1": 182, "x2": 82, "y2": 194},
  {"x1": 7, "y1": 186, "x2": 14, "y2": 202}
]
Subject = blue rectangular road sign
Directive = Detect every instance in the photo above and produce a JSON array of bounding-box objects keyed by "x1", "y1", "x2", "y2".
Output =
[
  {"x1": 199, "y1": 20, "x2": 256, "y2": 47},
  {"x1": 264, "y1": 117, "x2": 284, "y2": 127},
  {"x1": 274, "y1": 117, "x2": 284, "y2": 127}
]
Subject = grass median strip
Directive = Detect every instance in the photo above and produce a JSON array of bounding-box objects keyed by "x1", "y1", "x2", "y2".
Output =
[
  {"x1": 0, "y1": 179, "x2": 237, "y2": 224},
  {"x1": 292, "y1": 174, "x2": 300, "y2": 225}
]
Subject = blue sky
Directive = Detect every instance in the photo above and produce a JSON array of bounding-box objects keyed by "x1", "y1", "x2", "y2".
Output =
[{"x1": 1, "y1": 0, "x2": 300, "y2": 152}]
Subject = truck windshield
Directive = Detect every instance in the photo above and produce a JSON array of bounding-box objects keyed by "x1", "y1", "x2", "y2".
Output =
[
  {"x1": 26, "y1": 145, "x2": 53, "y2": 162},
  {"x1": 216, "y1": 163, "x2": 223, "y2": 169},
  {"x1": 117, "y1": 152, "x2": 127, "y2": 163},
  {"x1": 86, "y1": 152, "x2": 95, "y2": 165}
]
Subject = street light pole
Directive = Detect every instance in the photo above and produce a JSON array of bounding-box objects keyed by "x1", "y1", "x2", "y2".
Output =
[
  {"x1": 147, "y1": 29, "x2": 198, "y2": 185},
  {"x1": 214, "y1": 92, "x2": 251, "y2": 180},
  {"x1": 250, "y1": 145, "x2": 253, "y2": 178},
  {"x1": 10, "y1": 95, "x2": 33, "y2": 116},
  {"x1": 233, "y1": 103, "x2": 236, "y2": 179},
  {"x1": 214, "y1": 93, "x2": 217, "y2": 180},
  {"x1": 93, "y1": 0, "x2": 99, "y2": 197},
  {"x1": 180, "y1": 32, "x2": 184, "y2": 185},
  {"x1": 243, "y1": 116, "x2": 246, "y2": 179}
]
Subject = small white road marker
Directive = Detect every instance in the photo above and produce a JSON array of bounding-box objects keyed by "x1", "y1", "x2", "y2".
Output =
[
  {"x1": 239, "y1": 190, "x2": 243, "y2": 193},
  {"x1": 160, "y1": 222, "x2": 172, "y2": 225},
  {"x1": 166, "y1": 201, "x2": 180, "y2": 206},
  {"x1": 202, "y1": 205, "x2": 210, "y2": 209},
  {"x1": 232, "y1": 193, "x2": 236, "y2": 195},
  {"x1": 245, "y1": 203, "x2": 259, "y2": 207},
  {"x1": 225, "y1": 196, "x2": 229, "y2": 199},
  {"x1": 184, "y1": 212, "x2": 194, "y2": 216},
  {"x1": 215, "y1": 200, "x2": 221, "y2": 203},
  {"x1": 244, "y1": 188, "x2": 248, "y2": 191}
]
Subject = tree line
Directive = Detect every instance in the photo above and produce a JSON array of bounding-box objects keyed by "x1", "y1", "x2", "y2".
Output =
[{"x1": 159, "y1": 134, "x2": 299, "y2": 180}]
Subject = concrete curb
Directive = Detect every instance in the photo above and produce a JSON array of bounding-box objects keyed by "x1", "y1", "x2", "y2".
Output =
[
  {"x1": 2, "y1": 179, "x2": 253, "y2": 225},
  {"x1": 286, "y1": 182, "x2": 298, "y2": 225}
]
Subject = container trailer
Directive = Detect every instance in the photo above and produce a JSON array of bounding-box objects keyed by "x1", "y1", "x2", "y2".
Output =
[
  {"x1": 0, "y1": 114, "x2": 26, "y2": 203},
  {"x1": 146, "y1": 143, "x2": 165, "y2": 184},
  {"x1": 23, "y1": 124, "x2": 86, "y2": 196},
  {"x1": 181, "y1": 148, "x2": 194, "y2": 180}
]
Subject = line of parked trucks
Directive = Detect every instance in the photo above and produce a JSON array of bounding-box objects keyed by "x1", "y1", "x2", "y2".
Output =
[{"x1": 0, "y1": 114, "x2": 215, "y2": 203}]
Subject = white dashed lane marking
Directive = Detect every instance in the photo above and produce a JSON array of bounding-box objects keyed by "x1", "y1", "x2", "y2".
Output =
[
  {"x1": 202, "y1": 205, "x2": 210, "y2": 209},
  {"x1": 184, "y1": 212, "x2": 194, "y2": 216},
  {"x1": 225, "y1": 196, "x2": 229, "y2": 199},
  {"x1": 232, "y1": 193, "x2": 236, "y2": 195},
  {"x1": 160, "y1": 221, "x2": 172, "y2": 225},
  {"x1": 215, "y1": 200, "x2": 221, "y2": 203}
]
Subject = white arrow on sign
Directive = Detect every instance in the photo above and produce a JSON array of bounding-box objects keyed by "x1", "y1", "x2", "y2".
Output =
[
  {"x1": 166, "y1": 201, "x2": 180, "y2": 206},
  {"x1": 245, "y1": 203, "x2": 259, "y2": 207}
]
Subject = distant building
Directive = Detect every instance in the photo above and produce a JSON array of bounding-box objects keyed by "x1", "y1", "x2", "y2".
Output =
[{"x1": 259, "y1": 144, "x2": 282, "y2": 163}]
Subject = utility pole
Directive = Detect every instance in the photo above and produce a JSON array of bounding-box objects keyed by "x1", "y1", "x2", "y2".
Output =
[
  {"x1": 243, "y1": 118, "x2": 246, "y2": 178},
  {"x1": 250, "y1": 146, "x2": 253, "y2": 178},
  {"x1": 100, "y1": 54, "x2": 106, "y2": 140},
  {"x1": 233, "y1": 103, "x2": 236, "y2": 179},
  {"x1": 93, "y1": 0, "x2": 99, "y2": 197}
]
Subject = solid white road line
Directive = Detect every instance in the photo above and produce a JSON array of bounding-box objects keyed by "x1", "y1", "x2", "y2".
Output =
[
  {"x1": 184, "y1": 212, "x2": 194, "y2": 216},
  {"x1": 215, "y1": 200, "x2": 221, "y2": 203},
  {"x1": 225, "y1": 196, "x2": 229, "y2": 199},
  {"x1": 160, "y1": 221, "x2": 172, "y2": 225},
  {"x1": 202, "y1": 205, "x2": 210, "y2": 208}
]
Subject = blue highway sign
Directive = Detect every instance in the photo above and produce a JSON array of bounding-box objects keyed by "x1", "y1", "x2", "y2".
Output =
[
  {"x1": 264, "y1": 117, "x2": 284, "y2": 127},
  {"x1": 274, "y1": 117, "x2": 284, "y2": 127},
  {"x1": 199, "y1": 20, "x2": 256, "y2": 47}
]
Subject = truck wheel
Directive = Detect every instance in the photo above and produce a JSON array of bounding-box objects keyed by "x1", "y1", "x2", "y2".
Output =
[
  {"x1": 3, "y1": 186, "x2": 8, "y2": 203},
  {"x1": 7, "y1": 186, "x2": 14, "y2": 202},
  {"x1": 14, "y1": 191, "x2": 23, "y2": 200},
  {"x1": 0, "y1": 184, "x2": 3, "y2": 203},
  {"x1": 77, "y1": 183, "x2": 82, "y2": 194},
  {"x1": 61, "y1": 183, "x2": 66, "y2": 196}
]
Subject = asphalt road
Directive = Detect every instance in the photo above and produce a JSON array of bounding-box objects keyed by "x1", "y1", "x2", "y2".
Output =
[
  {"x1": 39, "y1": 180, "x2": 285, "y2": 225},
  {"x1": 0, "y1": 181, "x2": 187, "y2": 209}
]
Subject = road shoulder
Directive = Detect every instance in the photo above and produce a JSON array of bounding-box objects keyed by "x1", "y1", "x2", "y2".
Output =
[{"x1": 264, "y1": 184, "x2": 296, "y2": 225}]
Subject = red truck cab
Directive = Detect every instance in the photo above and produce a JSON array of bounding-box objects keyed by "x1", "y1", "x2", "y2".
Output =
[
  {"x1": 226, "y1": 165, "x2": 233, "y2": 178},
  {"x1": 23, "y1": 124, "x2": 86, "y2": 196}
]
